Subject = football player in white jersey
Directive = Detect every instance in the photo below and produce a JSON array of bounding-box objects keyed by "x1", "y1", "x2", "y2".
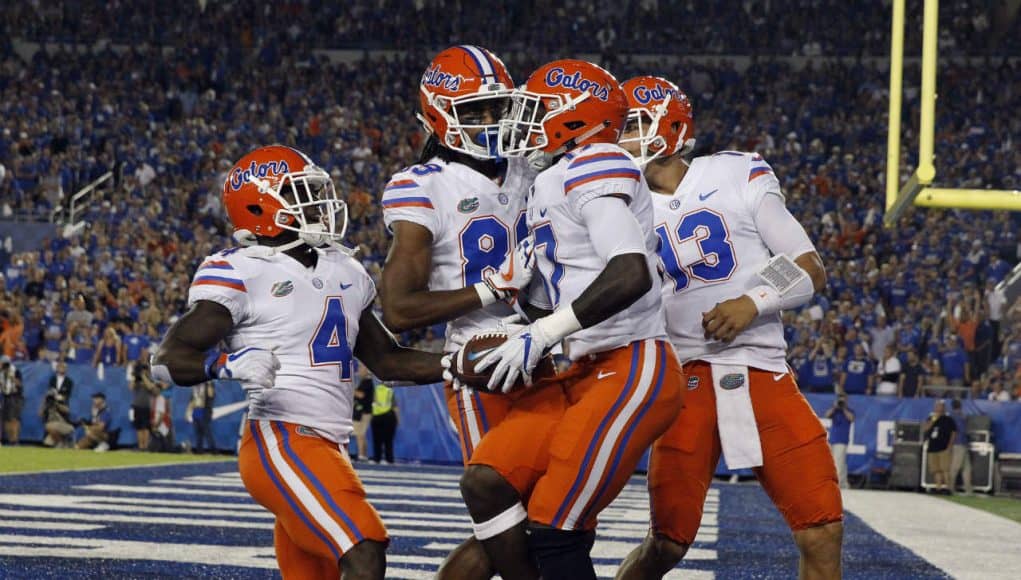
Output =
[
  {"x1": 449, "y1": 60, "x2": 684, "y2": 580},
  {"x1": 613, "y1": 77, "x2": 843, "y2": 580},
  {"x1": 152, "y1": 145, "x2": 446, "y2": 580},
  {"x1": 378, "y1": 45, "x2": 541, "y2": 580}
]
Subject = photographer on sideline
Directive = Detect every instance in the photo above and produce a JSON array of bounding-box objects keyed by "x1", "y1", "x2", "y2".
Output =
[
  {"x1": 77, "y1": 392, "x2": 112, "y2": 451},
  {"x1": 1, "y1": 355, "x2": 24, "y2": 444},
  {"x1": 40, "y1": 388, "x2": 73, "y2": 447},
  {"x1": 129, "y1": 362, "x2": 157, "y2": 450},
  {"x1": 825, "y1": 394, "x2": 855, "y2": 489}
]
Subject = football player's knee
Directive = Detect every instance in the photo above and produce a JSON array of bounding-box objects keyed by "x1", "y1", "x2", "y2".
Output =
[
  {"x1": 339, "y1": 539, "x2": 386, "y2": 580},
  {"x1": 646, "y1": 534, "x2": 689, "y2": 568},
  {"x1": 794, "y1": 520, "x2": 843, "y2": 557},
  {"x1": 460, "y1": 465, "x2": 517, "y2": 514}
]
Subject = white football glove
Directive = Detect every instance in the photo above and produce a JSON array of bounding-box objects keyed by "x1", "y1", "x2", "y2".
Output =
[
  {"x1": 475, "y1": 323, "x2": 554, "y2": 393},
  {"x1": 209, "y1": 347, "x2": 280, "y2": 391},
  {"x1": 441, "y1": 353, "x2": 469, "y2": 392},
  {"x1": 480, "y1": 234, "x2": 536, "y2": 304}
]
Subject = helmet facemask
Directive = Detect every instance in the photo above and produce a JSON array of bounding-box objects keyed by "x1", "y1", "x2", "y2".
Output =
[
  {"x1": 499, "y1": 89, "x2": 605, "y2": 170},
  {"x1": 620, "y1": 95, "x2": 695, "y2": 167},
  {"x1": 261, "y1": 167, "x2": 348, "y2": 248},
  {"x1": 421, "y1": 84, "x2": 513, "y2": 160}
]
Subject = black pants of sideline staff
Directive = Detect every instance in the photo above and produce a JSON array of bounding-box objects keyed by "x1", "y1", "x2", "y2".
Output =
[{"x1": 371, "y1": 411, "x2": 397, "y2": 464}]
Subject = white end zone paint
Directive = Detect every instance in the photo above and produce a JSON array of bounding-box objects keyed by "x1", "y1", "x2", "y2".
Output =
[{"x1": 843, "y1": 489, "x2": 1021, "y2": 580}]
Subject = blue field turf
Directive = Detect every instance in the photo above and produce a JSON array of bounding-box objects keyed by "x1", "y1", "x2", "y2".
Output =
[{"x1": 0, "y1": 461, "x2": 945, "y2": 579}]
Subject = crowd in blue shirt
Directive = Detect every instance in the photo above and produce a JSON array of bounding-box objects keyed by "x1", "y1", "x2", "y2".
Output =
[{"x1": 0, "y1": 6, "x2": 1018, "y2": 401}]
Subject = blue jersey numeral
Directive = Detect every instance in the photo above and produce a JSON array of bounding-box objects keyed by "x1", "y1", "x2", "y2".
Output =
[
  {"x1": 532, "y1": 222, "x2": 565, "y2": 306},
  {"x1": 656, "y1": 209, "x2": 737, "y2": 292},
  {"x1": 460, "y1": 216, "x2": 511, "y2": 285},
  {"x1": 310, "y1": 296, "x2": 354, "y2": 380}
]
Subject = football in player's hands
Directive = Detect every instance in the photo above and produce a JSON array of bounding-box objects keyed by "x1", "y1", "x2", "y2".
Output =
[{"x1": 452, "y1": 332, "x2": 557, "y2": 391}]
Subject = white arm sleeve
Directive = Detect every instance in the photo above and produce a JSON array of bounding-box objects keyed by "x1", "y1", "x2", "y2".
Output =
[
  {"x1": 753, "y1": 193, "x2": 816, "y2": 258},
  {"x1": 579, "y1": 195, "x2": 647, "y2": 262}
]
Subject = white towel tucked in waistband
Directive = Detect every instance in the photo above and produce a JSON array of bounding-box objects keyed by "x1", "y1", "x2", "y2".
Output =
[{"x1": 711, "y1": 363, "x2": 763, "y2": 470}]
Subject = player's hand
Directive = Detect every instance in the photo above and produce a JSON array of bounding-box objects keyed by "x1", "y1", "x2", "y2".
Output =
[
  {"x1": 482, "y1": 234, "x2": 536, "y2": 304},
  {"x1": 476, "y1": 323, "x2": 553, "y2": 393},
  {"x1": 441, "y1": 353, "x2": 469, "y2": 392},
  {"x1": 702, "y1": 295, "x2": 759, "y2": 343},
  {"x1": 216, "y1": 347, "x2": 280, "y2": 391}
]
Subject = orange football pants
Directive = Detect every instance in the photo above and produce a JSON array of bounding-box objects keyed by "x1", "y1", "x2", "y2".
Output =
[
  {"x1": 471, "y1": 339, "x2": 683, "y2": 531},
  {"x1": 238, "y1": 420, "x2": 387, "y2": 579},
  {"x1": 445, "y1": 383, "x2": 514, "y2": 463},
  {"x1": 648, "y1": 361, "x2": 843, "y2": 545}
]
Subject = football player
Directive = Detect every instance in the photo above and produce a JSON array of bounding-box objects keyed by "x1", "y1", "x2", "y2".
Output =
[
  {"x1": 614, "y1": 77, "x2": 843, "y2": 580},
  {"x1": 152, "y1": 145, "x2": 446, "y2": 580},
  {"x1": 451, "y1": 60, "x2": 685, "y2": 580},
  {"x1": 378, "y1": 44, "x2": 544, "y2": 580}
]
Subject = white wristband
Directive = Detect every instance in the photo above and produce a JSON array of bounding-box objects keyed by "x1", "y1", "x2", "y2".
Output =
[
  {"x1": 534, "y1": 304, "x2": 583, "y2": 343},
  {"x1": 474, "y1": 281, "x2": 498, "y2": 307},
  {"x1": 745, "y1": 285, "x2": 783, "y2": 317}
]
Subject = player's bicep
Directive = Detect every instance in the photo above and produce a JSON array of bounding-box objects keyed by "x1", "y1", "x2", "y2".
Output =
[
  {"x1": 381, "y1": 221, "x2": 434, "y2": 316},
  {"x1": 161, "y1": 300, "x2": 234, "y2": 354}
]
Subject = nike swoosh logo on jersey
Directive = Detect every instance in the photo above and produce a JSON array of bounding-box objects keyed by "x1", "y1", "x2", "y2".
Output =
[
  {"x1": 597, "y1": 370, "x2": 617, "y2": 380},
  {"x1": 698, "y1": 189, "x2": 719, "y2": 201},
  {"x1": 773, "y1": 372, "x2": 786, "y2": 381},
  {"x1": 340, "y1": 283, "x2": 353, "y2": 290}
]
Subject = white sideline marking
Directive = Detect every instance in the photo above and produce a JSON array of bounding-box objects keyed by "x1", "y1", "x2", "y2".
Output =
[
  {"x1": 844, "y1": 489, "x2": 1021, "y2": 580},
  {"x1": 0, "y1": 521, "x2": 104, "y2": 532}
]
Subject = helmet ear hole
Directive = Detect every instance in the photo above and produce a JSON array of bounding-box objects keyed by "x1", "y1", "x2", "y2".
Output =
[
  {"x1": 564, "y1": 121, "x2": 585, "y2": 130},
  {"x1": 246, "y1": 204, "x2": 264, "y2": 216}
]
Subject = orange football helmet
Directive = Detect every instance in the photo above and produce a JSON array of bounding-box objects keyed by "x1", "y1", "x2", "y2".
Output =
[
  {"x1": 222, "y1": 145, "x2": 346, "y2": 248},
  {"x1": 419, "y1": 45, "x2": 514, "y2": 159},
  {"x1": 621, "y1": 76, "x2": 695, "y2": 166},
  {"x1": 499, "y1": 59, "x2": 627, "y2": 168}
]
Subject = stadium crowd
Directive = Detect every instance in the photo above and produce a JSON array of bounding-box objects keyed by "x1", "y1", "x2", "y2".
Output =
[
  {"x1": 5, "y1": 0, "x2": 1019, "y2": 57},
  {"x1": 0, "y1": 5, "x2": 1019, "y2": 404}
]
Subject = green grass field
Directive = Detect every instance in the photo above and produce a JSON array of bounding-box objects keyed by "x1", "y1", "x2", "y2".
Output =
[
  {"x1": 942, "y1": 494, "x2": 1021, "y2": 524},
  {"x1": 0, "y1": 446, "x2": 232, "y2": 474}
]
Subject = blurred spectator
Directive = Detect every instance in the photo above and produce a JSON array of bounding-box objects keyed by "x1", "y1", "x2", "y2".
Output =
[
  {"x1": 93, "y1": 325, "x2": 123, "y2": 369},
  {"x1": 949, "y1": 399, "x2": 973, "y2": 495},
  {"x1": 838, "y1": 344, "x2": 873, "y2": 395},
  {"x1": 898, "y1": 350, "x2": 926, "y2": 399},
  {"x1": 985, "y1": 280, "x2": 1006, "y2": 358},
  {"x1": 371, "y1": 382, "x2": 398, "y2": 465},
  {"x1": 803, "y1": 338, "x2": 837, "y2": 393},
  {"x1": 875, "y1": 345, "x2": 902, "y2": 396},
  {"x1": 938, "y1": 337, "x2": 970, "y2": 387},
  {"x1": 40, "y1": 389, "x2": 73, "y2": 448},
  {"x1": 1, "y1": 355, "x2": 24, "y2": 444},
  {"x1": 869, "y1": 314, "x2": 895, "y2": 362},
  {"x1": 988, "y1": 381, "x2": 1012, "y2": 402},
  {"x1": 76, "y1": 392, "x2": 112, "y2": 451},
  {"x1": 924, "y1": 400, "x2": 956, "y2": 494},
  {"x1": 352, "y1": 373, "x2": 374, "y2": 462},
  {"x1": 128, "y1": 362, "x2": 156, "y2": 451},
  {"x1": 186, "y1": 381, "x2": 217, "y2": 454},
  {"x1": 825, "y1": 394, "x2": 854, "y2": 489}
]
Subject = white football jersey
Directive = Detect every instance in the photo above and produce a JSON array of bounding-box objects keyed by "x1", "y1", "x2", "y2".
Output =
[
  {"x1": 382, "y1": 156, "x2": 534, "y2": 351},
  {"x1": 652, "y1": 151, "x2": 793, "y2": 373},
  {"x1": 526, "y1": 143, "x2": 667, "y2": 359},
  {"x1": 187, "y1": 246, "x2": 376, "y2": 444}
]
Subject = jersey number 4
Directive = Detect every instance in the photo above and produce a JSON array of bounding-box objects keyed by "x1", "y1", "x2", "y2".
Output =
[
  {"x1": 309, "y1": 296, "x2": 354, "y2": 381},
  {"x1": 656, "y1": 209, "x2": 737, "y2": 292}
]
